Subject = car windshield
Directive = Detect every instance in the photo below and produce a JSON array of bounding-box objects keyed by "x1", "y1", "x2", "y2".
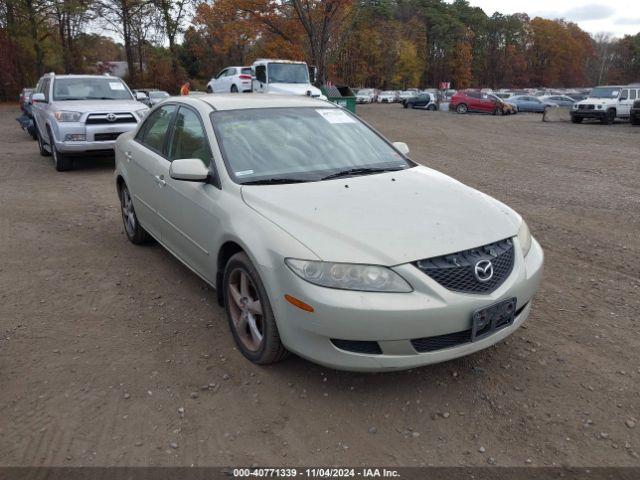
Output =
[
  {"x1": 268, "y1": 63, "x2": 309, "y2": 84},
  {"x1": 212, "y1": 107, "x2": 413, "y2": 184},
  {"x1": 53, "y1": 77, "x2": 132, "y2": 101},
  {"x1": 590, "y1": 87, "x2": 621, "y2": 99}
]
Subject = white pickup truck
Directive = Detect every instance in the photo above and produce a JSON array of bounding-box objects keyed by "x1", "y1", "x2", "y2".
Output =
[{"x1": 251, "y1": 59, "x2": 325, "y2": 98}]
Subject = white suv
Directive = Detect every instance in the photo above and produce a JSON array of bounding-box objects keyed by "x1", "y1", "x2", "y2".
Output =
[
  {"x1": 31, "y1": 73, "x2": 149, "y2": 171},
  {"x1": 571, "y1": 85, "x2": 640, "y2": 125}
]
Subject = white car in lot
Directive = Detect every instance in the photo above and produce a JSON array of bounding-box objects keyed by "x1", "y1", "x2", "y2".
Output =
[
  {"x1": 207, "y1": 66, "x2": 253, "y2": 93},
  {"x1": 356, "y1": 89, "x2": 376, "y2": 103},
  {"x1": 377, "y1": 91, "x2": 397, "y2": 103},
  {"x1": 114, "y1": 94, "x2": 543, "y2": 371}
]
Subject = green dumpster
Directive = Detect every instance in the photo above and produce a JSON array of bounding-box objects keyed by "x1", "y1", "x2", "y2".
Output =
[{"x1": 322, "y1": 85, "x2": 356, "y2": 114}]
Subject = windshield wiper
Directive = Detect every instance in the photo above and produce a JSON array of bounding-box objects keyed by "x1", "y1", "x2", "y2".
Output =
[
  {"x1": 241, "y1": 178, "x2": 309, "y2": 185},
  {"x1": 320, "y1": 167, "x2": 405, "y2": 181},
  {"x1": 87, "y1": 97, "x2": 121, "y2": 100}
]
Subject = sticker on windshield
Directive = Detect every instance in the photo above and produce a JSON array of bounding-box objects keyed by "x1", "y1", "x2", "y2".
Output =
[
  {"x1": 316, "y1": 109, "x2": 355, "y2": 124},
  {"x1": 236, "y1": 170, "x2": 254, "y2": 177},
  {"x1": 109, "y1": 82, "x2": 125, "y2": 91}
]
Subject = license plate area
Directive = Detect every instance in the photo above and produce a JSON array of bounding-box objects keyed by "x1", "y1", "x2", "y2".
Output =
[{"x1": 471, "y1": 297, "x2": 517, "y2": 342}]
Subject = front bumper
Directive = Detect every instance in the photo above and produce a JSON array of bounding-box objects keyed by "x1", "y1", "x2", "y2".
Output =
[
  {"x1": 52, "y1": 121, "x2": 138, "y2": 154},
  {"x1": 264, "y1": 238, "x2": 544, "y2": 372},
  {"x1": 571, "y1": 110, "x2": 605, "y2": 119}
]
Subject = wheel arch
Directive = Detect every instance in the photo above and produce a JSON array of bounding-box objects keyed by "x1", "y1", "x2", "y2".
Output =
[{"x1": 216, "y1": 240, "x2": 245, "y2": 305}]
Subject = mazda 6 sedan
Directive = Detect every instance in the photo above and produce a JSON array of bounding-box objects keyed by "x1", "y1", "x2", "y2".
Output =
[{"x1": 114, "y1": 94, "x2": 544, "y2": 371}]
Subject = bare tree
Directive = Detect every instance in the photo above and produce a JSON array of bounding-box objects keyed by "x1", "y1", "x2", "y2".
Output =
[
  {"x1": 48, "y1": 0, "x2": 93, "y2": 73},
  {"x1": 153, "y1": 0, "x2": 192, "y2": 81},
  {"x1": 93, "y1": 0, "x2": 152, "y2": 83}
]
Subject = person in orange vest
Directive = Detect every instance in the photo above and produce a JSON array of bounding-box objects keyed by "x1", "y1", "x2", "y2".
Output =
[{"x1": 180, "y1": 81, "x2": 191, "y2": 96}]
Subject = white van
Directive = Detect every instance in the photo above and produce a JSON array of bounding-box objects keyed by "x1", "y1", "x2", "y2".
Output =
[
  {"x1": 252, "y1": 59, "x2": 325, "y2": 98},
  {"x1": 571, "y1": 85, "x2": 640, "y2": 124}
]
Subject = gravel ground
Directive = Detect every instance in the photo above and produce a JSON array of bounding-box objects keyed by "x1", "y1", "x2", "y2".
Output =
[{"x1": 0, "y1": 104, "x2": 639, "y2": 467}]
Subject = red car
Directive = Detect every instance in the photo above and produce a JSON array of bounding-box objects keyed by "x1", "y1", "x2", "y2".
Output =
[{"x1": 450, "y1": 90, "x2": 504, "y2": 115}]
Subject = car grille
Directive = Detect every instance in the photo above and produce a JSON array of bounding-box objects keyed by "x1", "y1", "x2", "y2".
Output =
[
  {"x1": 331, "y1": 339, "x2": 382, "y2": 355},
  {"x1": 414, "y1": 238, "x2": 515, "y2": 294},
  {"x1": 94, "y1": 132, "x2": 123, "y2": 141},
  {"x1": 86, "y1": 113, "x2": 136, "y2": 124},
  {"x1": 578, "y1": 104, "x2": 595, "y2": 110},
  {"x1": 411, "y1": 302, "x2": 528, "y2": 353}
]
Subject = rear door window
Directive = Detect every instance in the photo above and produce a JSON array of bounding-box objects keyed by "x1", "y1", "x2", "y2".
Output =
[{"x1": 136, "y1": 105, "x2": 176, "y2": 156}]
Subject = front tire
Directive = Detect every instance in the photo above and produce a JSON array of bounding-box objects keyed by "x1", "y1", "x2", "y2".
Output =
[
  {"x1": 631, "y1": 115, "x2": 640, "y2": 126},
  {"x1": 223, "y1": 252, "x2": 288, "y2": 365},
  {"x1": 456, "y1": 104, "x2": 468, "y2": 114},
  {"x1": 50, "y1": 129, "x2": 72, "y2": 172},
  {"x1": 119, "y1": 182, "x2": 151, "y2": 245},
  {"x1": 571, "y1": 116, "x2": 583, "y2": 124}
]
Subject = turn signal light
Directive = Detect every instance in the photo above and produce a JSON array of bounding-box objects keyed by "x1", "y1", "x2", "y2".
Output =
[{"x1": 284, "y1": 294, "x2": 314, "y2": 313}]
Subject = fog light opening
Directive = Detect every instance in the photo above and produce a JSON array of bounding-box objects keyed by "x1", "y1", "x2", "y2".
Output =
[{"x1": 284, "y1": 294, "x2": 314, "y2": 313}]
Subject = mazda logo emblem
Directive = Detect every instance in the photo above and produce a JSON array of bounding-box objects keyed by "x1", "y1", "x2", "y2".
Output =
[
  {"x1": 106, "y1": 113, "x2": 117, "y2": 122},
  {"x1": 474, "y1": 260, "x2": 494, "y2": 282}
]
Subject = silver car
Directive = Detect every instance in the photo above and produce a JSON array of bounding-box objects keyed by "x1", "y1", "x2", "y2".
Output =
[
  {"x1": 31, "y1": 73, "x2": 149, "y2": 171},
  {"x1": 114, "y1": 94, "x2": 544, "y2": 372}
]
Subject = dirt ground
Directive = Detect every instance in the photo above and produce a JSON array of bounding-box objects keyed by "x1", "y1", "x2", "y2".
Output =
[{"x1": 1, "y1": 104, "x2": 639, "y2": 468}]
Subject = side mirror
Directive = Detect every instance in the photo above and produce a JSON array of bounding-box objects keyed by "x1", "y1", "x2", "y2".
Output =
[
  {"x1": 32, "y1": 93, "x2": 46, "y2": 103},
  {"x1": 169, "y1": 158, "x2": 210, "y2": 182},
  {"x1": 135, "y1": 92, "x2": 147, "y2": 101},
  {"x1": 393, "y1": 142, "x2": 410, "y2": 155}
]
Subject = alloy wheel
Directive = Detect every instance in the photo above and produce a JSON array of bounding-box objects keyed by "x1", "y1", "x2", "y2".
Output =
[
  {"x1": 227, "y1": 268, "x2": 264, "y2": 352},
  {"x1": 121, "y1": 186, "x2": 136, "y2": 236}
]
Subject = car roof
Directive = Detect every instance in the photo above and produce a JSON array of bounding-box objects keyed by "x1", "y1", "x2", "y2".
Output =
[
  {"x1": 196, "y1": 93, "x2": 336, "y2": 111},
  {"x1": 47, "y1": 74, "x2": 125, "y2": 81}
]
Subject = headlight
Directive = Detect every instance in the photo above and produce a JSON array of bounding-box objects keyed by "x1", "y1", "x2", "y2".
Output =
[
  {"x1": 285, "y1": 259, "x2": 412, "y2": 293},
  {"x1": 54, "y1": 111, "x2": 82, "y2": 122},
  {"x1": 572, "y1": 104, "x2": 578, "y2": 109},
  {"x1": 134, "y1": 108, "x2": 150, "y2": 120},
  {"x1": 517, "y1": 221, "x2": 532, "y2": 257}
]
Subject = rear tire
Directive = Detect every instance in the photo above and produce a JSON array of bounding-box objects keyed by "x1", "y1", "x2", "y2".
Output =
[
  {"x1": 456, "y1": 104, "x2": 468, "y2": 114},
  {"x1": 37, "y1": 125, "x2": 51, "y2": 157},
  {"x1": 602, "y1": 109, "x2": 616, "y2": 125},
  {"x1": 119, "y1": 182, "x2": 151, "y2": 245},
  {"x1": 223, "y1": 252, "x2": 288, "y2": 365},
  {"x1": 230, "y1": 84, "x2": 238, "y2": 93},
  {"x1": 427, "y1": 104, "x2": 437, "y2": 111},
  {"x1": 493, "y1": 107, "x2": 503, "y2": 116}
]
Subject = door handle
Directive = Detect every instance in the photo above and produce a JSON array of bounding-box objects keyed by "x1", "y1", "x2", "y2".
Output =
[{"x1": 155, "y1": 175, "x2": 166, "y2": 187}]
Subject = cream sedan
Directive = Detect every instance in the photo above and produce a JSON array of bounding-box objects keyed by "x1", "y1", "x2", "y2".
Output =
[{"x1": 114, "y1": 94, "x2": 543, "y2": 371}]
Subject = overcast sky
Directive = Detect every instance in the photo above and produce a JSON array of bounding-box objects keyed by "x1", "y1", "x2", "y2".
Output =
[{"x1": 462, "y1": 0, "x2": 640, "y2": 37}]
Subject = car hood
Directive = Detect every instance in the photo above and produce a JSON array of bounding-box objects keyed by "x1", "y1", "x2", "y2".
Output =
[
  {"x1": 241, "y1": 166, "x2": 521, "y2": 266},
  {"x1": 579, "y1": 98, "x2": 615, "y2": 105},
  {"x1": 51, "y1": 100, "x2": 144, "y2": 113},
  {"x1": 266, "y1": 84, "x2": 323, "y2": 97}
]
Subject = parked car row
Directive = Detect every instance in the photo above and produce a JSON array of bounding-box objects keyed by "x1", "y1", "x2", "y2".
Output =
[{"x1": 13, "y1": 77, "x2": 546, "y2": 371}]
